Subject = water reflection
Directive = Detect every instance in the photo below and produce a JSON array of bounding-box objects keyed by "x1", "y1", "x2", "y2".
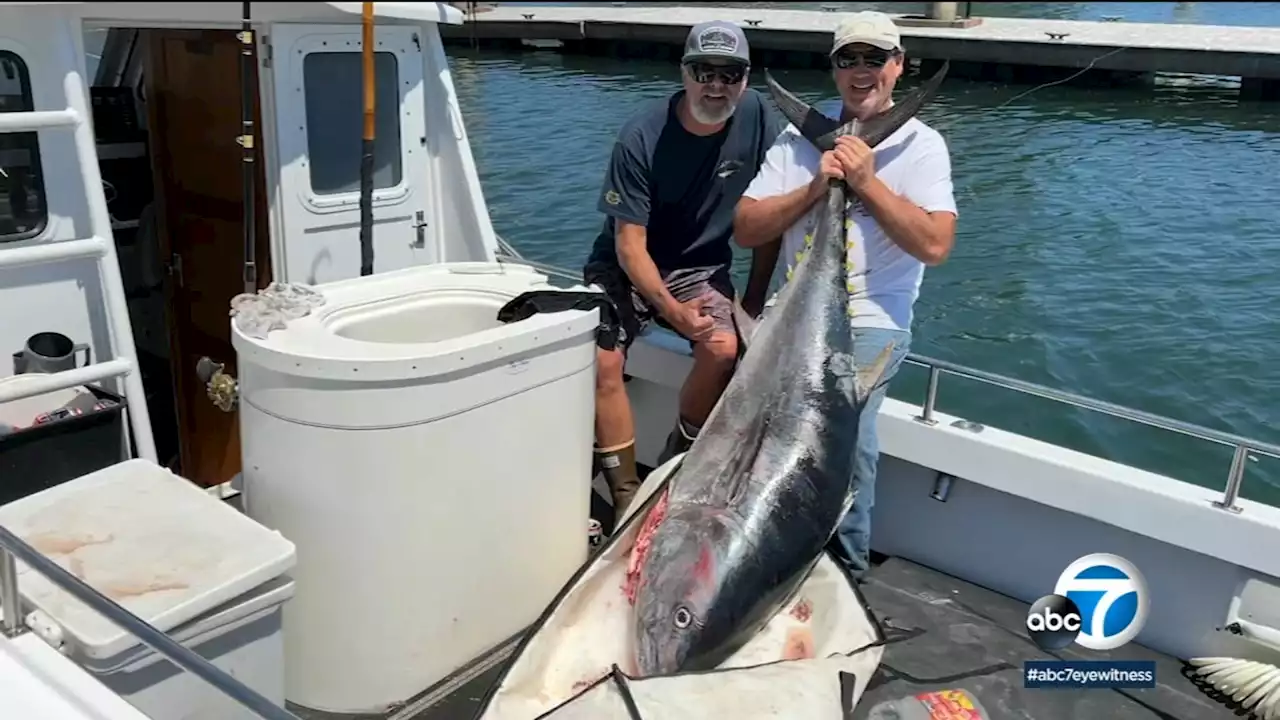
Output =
[{"x1": 542, "y1": 2, "x2": 1280, "y2": 27}]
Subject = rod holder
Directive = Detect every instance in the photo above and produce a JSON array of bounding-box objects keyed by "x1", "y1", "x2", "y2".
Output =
[
  {"x1": 0, "y1": 547, "x2": 19, "y2": 638},
  {"x1": 915, "y1": 366, "x2": 941, "y2": 425},
  {"x1": 1213, "y1": 444, "x2": 1248, "y2": 514}
]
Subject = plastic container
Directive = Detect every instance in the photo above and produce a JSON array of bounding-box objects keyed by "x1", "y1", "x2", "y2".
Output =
[
  {"x1": 0, "y1": 377, "x2": 127, "y2": 506},
  {"x1": 0, "y1": 459, "x2": 297, "y2": 720},
  {"x1": 865, "y1": 689, "x2": 990, "y2": 719},
  {"x1": 231, "y1": 262, "x2": 601, "y2": 714}
]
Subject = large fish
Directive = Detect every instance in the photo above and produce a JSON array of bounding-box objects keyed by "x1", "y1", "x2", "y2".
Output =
[{"x1": 625, "y1": 62, "x2": 950, "y2": 677}]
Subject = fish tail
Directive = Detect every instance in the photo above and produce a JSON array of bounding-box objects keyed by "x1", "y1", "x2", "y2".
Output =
[
  {"x1": 842, "y1": 60, "x2": 949, "y2": 148},
  {"x1": 763, "y1": 61, "x2": 950, "y2": 152}
]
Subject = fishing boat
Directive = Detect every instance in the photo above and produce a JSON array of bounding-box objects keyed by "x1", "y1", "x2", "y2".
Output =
[{"x1": 1, "y1": 2, "x2": 1278, "y2": 719}]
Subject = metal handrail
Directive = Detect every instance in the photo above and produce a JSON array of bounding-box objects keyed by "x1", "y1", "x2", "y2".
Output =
[
  {"x1": 491, "y1": 244, "x2": 1275, "y2": 513},
  {"x1": 904, "y1": 356, "x2": 1276, "y2": 513},
  {"x1": 0, "y1": 526, "x2": 301, "y2": 720}
]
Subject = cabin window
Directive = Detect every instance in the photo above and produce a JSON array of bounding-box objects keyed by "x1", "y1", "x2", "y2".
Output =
[
  {"x1": 303, "y1": 51, "x2": 403, "y2": 196},
  {"x1": 0, "y1": 51, "x2": 47, "y2": 241}
]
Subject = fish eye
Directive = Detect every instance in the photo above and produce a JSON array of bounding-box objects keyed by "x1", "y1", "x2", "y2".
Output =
[{"x1": 673, "y1": 606, "x2": 693, "y2": 629}]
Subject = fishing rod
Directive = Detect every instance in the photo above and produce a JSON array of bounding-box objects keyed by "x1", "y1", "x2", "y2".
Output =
[
  {"x1": 239, "y1": 1, "x2": 256, "y2": 293},
  {"x1": 359, "y1": 1, "x2": 375, "y2": 276}
]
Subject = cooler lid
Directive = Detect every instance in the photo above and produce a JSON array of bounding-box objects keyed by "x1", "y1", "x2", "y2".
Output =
[{"x1": 0, "y1": 458, "x2": 296, "y2": 660}]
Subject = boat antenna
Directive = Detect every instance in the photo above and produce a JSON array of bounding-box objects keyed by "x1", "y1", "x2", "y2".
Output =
[
  {"x1": 239, "y1": 1, "x2": 257, "y2": 293},
  {"x1": 359, "y1": 1, "x2": 376, "y2": 276}
]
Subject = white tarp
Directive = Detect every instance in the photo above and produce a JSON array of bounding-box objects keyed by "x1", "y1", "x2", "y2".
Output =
[{"x1": 474, "y1": 454, "x2": 887, "y2": 720}]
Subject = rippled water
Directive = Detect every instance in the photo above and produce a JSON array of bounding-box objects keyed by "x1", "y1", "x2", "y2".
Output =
[
  {"x1": 446, "y1": 26, "x2": 1280, "y2": 505},
  {"x1": 522, "y1": 1, "x2": 1280, "y2": 27}
]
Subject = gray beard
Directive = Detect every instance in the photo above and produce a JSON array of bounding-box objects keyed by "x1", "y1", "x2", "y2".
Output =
[{"x1": 689, "y1": 97, "x2": 737, "y2": 125}]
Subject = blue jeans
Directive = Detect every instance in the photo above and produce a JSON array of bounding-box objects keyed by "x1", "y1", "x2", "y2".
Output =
[{"x1": 833, "y1": 326, "x2": 912, "y2": 580}]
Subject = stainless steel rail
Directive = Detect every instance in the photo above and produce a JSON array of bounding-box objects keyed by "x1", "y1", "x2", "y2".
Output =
[
  {"x1": 903, "y1": 355, "x2": 1278, "y2": 514},
  {"x1": 0, "y1": 525, "x2": 301, "y2": 720},
  {"x1": 493, "y1": 245, "x2": 1276, "y2": 514}
]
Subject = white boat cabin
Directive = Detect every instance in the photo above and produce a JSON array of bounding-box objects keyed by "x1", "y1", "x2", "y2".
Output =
[{"x1": 0, "y1": 1, "x2": 498, "y2": 489}]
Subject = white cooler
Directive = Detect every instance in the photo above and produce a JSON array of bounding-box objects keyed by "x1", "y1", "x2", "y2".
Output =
[{"x1": 0, "y1": 458, "x2": 297, "y2": 720}]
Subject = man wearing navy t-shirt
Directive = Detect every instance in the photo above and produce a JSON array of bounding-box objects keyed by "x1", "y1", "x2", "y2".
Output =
[{"x1": 583, "y1": 20, "x2": 783, "y2": 526}]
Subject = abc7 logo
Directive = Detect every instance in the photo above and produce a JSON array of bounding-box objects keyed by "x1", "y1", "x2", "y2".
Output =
[
  {"x1": 1026, "y1": 553, "x2": 1150, "y2": 652},
  {"x1": 1026, "y1": 594, "x2": 1084, "y2": 650}
]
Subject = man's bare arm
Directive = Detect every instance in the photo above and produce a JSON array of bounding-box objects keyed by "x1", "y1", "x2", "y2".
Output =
[
  {"x1": 733, "y1": 180, "x2": 827, "y2": 250},
  {"x1": 742, "y1": 239, "x2": 780, "y2": 317},
  {"x1": 735, "y1": 147, "x2": 848, "y2": 250},
  {"x1": 855, "y1": 177, "x2": 956, "y2": 266},
  {"x1": 614, "y1": 221, "x2": 682, "y2": 318}
]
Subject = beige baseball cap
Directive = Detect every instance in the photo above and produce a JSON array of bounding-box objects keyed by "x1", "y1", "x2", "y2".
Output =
[{"x1": 831, "y1": 11, "x2": 902, "y2": 55}]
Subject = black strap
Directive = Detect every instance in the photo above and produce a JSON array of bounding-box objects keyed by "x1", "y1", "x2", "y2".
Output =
[{"x1": 496, "y1": 290, "x2": 623, "y2": 351}]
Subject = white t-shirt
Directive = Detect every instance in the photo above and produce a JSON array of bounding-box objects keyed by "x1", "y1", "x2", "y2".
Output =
[{"x1": 743, "y1": 100, "x2": 957, "y2": 332}]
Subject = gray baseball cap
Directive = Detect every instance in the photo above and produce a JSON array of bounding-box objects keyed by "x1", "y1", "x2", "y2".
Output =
[{"x1": 682, "y1": 21, "x2": 751, "y2": 65}]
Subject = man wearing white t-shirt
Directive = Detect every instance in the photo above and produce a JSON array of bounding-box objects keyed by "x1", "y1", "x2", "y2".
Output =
[{"x1": 733, "y1": 11, "x2": 958, "y2": 579}]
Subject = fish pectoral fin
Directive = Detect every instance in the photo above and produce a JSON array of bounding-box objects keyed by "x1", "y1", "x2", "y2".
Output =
[
  {"x1": 730, "y1": 297, "x2": 760, "y2": 355},
  {"x1": 853, "y1": 341, "x2": 897, "y2": 404},
  {"x1": 763, "y1": 70, "x2": 842, "y2": 152}
]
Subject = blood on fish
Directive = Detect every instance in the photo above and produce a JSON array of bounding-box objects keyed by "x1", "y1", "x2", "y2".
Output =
[
  {"x1": 781, "y1": 627, "x2": 815, "y2": 661},
  {"x1": 789, "y1": 597, "x2": 813, "y2": 623},
  {"x1": 693, "y1": 544, "x2": 715, "y2": 584},
  {"x1": 623, "y1": 488, "x2": 669, "y2": 605},
  {"x1": 571, "y1": 670, "x2": 610, "y2": 695}
]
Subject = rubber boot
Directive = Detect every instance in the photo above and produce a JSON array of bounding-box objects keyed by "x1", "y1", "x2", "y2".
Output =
[
  {"x1": 656, "y1": 418, "x2": 699, "y2": 468},
  {"x1": 595, "y1": 441, "x2": 641, "y2": 530}
]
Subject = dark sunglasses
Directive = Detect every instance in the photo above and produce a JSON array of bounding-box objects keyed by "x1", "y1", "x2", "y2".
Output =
[
  {"x1": 684, "y1": 61, "x2": 748, "y2": 85},
  {"x1": 832, "y1": 49, "x2": 898, "y2": 70}
]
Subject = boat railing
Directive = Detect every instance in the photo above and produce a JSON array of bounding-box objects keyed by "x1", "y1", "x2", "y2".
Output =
[
  {"x1": 0, "y1": 524, "x2": 301, "y2": 720},
  {"x1": 491, "y1": 244, "x2": 1279, "y2": 515}
]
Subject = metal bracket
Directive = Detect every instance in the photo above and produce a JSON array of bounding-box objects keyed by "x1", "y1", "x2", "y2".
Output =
[
  {"x1": 412, "y1": 210, "x2": 428, "y2": 249},
  {"x1": 196, "y1": 357, "x2": 239, "y2": 413},
  {"x1": 930, "y1": 473, "x2": 956, "y2": 502}
]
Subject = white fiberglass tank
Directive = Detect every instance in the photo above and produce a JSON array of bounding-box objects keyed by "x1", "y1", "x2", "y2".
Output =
[{"x1": 231, "y1": 262, "x2": 601, "y2": 715}]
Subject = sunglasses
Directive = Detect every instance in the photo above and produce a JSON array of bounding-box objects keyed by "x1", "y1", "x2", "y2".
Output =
[
  {"x1": 832, "y1": 49, "x2": 898, "y2": 70},
  {"x1": 684, "y1": 61, "x2": 748, "y2": 85}
]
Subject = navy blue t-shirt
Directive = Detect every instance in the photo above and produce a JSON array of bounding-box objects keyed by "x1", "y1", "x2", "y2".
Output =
[{"x1": 587, "y1": 87, "x2": 784, "y2": 271}]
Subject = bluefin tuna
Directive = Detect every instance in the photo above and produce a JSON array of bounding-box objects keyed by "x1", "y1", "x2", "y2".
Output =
[{"x1": 624, "y1": 62, "x2": 950, "y2": 677}]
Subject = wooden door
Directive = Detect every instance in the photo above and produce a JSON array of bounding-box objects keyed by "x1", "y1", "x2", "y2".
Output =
[{"x1": 144, "y1": 30, "x2": 271, "y2": 487}]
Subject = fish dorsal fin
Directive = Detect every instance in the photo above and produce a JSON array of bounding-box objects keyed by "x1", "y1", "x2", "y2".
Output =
[{"x1": 763, "y1": 61, "x2": 950, "y2": 152}]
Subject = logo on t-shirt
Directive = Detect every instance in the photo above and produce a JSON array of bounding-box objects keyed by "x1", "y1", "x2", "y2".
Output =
[
  {"x1": 604, "y1": 189, "x2": 621, "y2": 205},
  {"x1": 715, "y1": 159, "x2": 743, "y2": 179}
]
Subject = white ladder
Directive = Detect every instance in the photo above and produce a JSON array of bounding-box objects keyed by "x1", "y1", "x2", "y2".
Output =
[{"x1": 0, "y1": 14, "x2": 156, "y2": 463}]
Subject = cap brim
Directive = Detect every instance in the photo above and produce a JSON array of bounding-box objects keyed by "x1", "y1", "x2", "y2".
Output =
[
  {"x1": 682, "y1": 52, "x2": 749, "y2": 64},
  {"x1": 830, "y1": 37, "x2": 900, "y2": 54}
]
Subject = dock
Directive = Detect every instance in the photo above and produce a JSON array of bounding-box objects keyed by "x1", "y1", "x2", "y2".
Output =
[{"x1": 439, "y1": 5, "x2": 1280, "y2": 100}]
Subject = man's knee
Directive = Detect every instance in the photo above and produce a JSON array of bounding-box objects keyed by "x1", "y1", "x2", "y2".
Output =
[
  {"x1": 693, "y1": 331, "x2": 738, "y2": 371},
  {"x1": 596, "y1": 347, "x2": 626, "y2": 393}
]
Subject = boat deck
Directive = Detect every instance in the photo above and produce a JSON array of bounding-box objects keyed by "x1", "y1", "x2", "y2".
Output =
[
  {"x1": 332, "y1": 555, "x2": 1235, "y2": 720},
  {"x1": 853, "y1": 557, "x2": 1234, "y2": 719}
]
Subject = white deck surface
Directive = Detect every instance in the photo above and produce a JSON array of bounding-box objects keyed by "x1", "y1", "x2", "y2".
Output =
[{"x1": 0, "y1": 631, "x2": 150, "y2": 720}]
